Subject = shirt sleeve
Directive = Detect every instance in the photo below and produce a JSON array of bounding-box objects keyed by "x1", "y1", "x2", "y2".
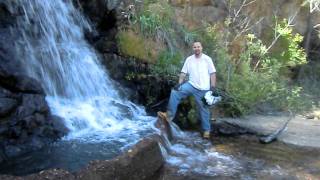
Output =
[
  {"x1": 208, "y1": 57, "x2": 216, "y2": 74},
  {"x1": 181, "y1": 58, "x2": 189, "y2": 74}
]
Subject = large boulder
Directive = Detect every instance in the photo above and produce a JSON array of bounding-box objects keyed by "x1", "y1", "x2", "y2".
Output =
[{"x1": 76, "y1": 136, "x2": 164, "y2": 180}]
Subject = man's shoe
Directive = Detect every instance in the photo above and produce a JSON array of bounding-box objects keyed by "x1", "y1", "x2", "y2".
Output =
[
  {"x1": 157, "y1": 111, "x2": 171, "y2": 123},
  {"x1": 203, "y1": 131, "x2": 210, "y2": 139}
]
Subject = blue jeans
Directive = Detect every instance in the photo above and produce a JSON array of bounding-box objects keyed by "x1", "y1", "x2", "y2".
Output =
[{"x1": 167, "y1": 82, "x2": 211, "y2": 131}]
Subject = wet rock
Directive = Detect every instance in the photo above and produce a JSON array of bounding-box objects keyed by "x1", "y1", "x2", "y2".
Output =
[
  {"x1": 0, "y1": 68, "x2": 45, "y2": 95},
  {"x1": 0, "y1": 2, "x2": 16, "y2": 28},
  {"x1": 47, "y1": 115, "x2": 69, "y2": 137},
  {"x1": 211, "y1": 120, "x2": 253, "y2": 136},
  {"x1": 15, "y1": 94, "x2": 49, "y2": 118},
  {"x1": 0, "y1": 126, "x2": 8, "y2": 135},
  {"x1": 0, "y1": 31, "x2": 42, "y2": 95},
  {"x1": 1, "y1": 169, "x2": 76, "y2": 180},
  {"x1": 155, "y1": 116, "x2": 173, "y2": 141},
  {"x1": 76, "y1": 136, "x2": 164, "y2": 180},
  {"x1": 77, "y1": 0, "x2": 119, "y2": 53},
  {"x1": 0, "y1": 136, "x2": 164, "y2": 180},
  {"x1": 0, "y1": 98, "x2": 18, "y2": 117},
  {"x1": 4, "y1": 145, "x2": 22, "y2": 158}
]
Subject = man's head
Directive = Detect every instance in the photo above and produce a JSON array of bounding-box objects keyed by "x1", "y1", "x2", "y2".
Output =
[{"x1": 192, "y1": 42, "x2": 203, "y2": 57}]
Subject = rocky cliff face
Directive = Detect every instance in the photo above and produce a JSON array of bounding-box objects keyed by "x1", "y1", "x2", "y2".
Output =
[{"x1": 0, "y1": 2, "x2": 68, "y2": 163}]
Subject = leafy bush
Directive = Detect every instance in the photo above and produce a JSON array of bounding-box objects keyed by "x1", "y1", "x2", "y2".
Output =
[
  {"x1": 268, "y1": 19, "x2": 307, "y2": 76},
  {"x1": 150, "y1": 50, "x2": 183, "y2": 78},
  {"x1": 200, "y1": 21, "x2": 310, "y2": 116},
  {"x1": 137, "y1": 1, "x2": 173, "y2": 37}
]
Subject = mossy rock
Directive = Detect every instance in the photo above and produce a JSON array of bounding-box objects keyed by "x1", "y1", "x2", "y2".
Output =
[{"x1": 117, "y1": 30, "x2": 164, "y2": 63}]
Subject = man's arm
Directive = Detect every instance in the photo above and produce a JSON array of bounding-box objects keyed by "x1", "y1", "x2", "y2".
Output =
[
  {"x1": 210, "y1": 73, "x2": 216, "y2": 88},
  {"x1": 178, "y1": 73, "x2": 186, "y2": 84}
]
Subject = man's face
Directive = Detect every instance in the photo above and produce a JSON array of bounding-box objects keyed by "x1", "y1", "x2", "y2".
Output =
[{"x1": 193, "y1": 42, "x2": 203, "y2": 56}]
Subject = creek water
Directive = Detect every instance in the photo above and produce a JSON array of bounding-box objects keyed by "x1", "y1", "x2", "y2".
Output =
[
  {"x1": 1, "y1": 0, "x2": 319, "y2": 179},
  {"x1": 2, "y1": 122, "x2": 320, "y2": 179},
  {"x1": 158, "y1": 125, "x2": 320, "y2": 179}
]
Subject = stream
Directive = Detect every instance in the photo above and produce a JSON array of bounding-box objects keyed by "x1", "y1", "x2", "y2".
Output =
[
  {"x1": 1, "y1": 122, "x2": 319, "y2": 179},
  {"x1": 158, "y1": 125, "x2": 320, "y2": 179}
]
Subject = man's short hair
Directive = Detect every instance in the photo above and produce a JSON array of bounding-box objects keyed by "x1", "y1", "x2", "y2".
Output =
[{"x1": 192, "y1": 41, "x2": 202, "y2": 47}]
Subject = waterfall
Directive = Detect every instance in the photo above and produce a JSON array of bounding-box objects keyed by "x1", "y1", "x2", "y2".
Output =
[
  {"x1": 10, "y1": 0, "x2": 113, "y2": 98},
  {"x1": 8, "y1": 0, "x2": 155, "y2": 141}
]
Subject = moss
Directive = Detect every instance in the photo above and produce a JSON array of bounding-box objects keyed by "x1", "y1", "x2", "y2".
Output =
[{"x1": 117, "y1": 30, "x2": 164, "y2": 62}]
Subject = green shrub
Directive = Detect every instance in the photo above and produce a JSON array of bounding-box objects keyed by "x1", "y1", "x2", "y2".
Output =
[
  {"x1": 268, "y1": 19, "x2": 307, "y2": 76},
  {"x1": 150, "y1": 50, "x2": 183, "y2": 78},
  {"x1": 137, "y1": 1, "x2": 173, "y2": 38},
  {"x1": 200, "y1": 21, "x2": 310, "y2": 116}
]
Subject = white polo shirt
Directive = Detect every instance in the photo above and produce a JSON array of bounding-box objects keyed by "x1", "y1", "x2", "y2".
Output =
[{"x1": 181, "y1": 54, "x2": 216, "y2": 90}]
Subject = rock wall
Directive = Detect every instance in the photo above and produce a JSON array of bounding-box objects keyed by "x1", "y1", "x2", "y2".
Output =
[{"x1": 0, "y1": 2, "x2": 68, "y2": 163}]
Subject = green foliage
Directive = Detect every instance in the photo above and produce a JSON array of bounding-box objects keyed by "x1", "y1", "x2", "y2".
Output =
[
  {"x1": 187, "y1": 99, "x2": 199, "y2": 126},
  {"x1": 137, "y1": 2, "x2": 173, "y2": 37},
  {"x1": 151, "y1": 50, "x2": 183, "y2": 78},
  {"x1": 269, "y1": 85, "x2": 313, "y2": 113},
  {"x1": 200, "y1": 22, "x2": 310, "y2": 116},
  {"x1": 138, "y1": 13, "x2": 167, "y2": 36},
  {"x1": 271, "y1": 19, "x2": 307, "y2": 69},
  {"x1": 179, "y1": 25, "x2": 199, "y2": 45}
]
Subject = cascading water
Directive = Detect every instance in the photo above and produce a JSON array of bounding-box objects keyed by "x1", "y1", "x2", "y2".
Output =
[
  {"x1": 8, "y1": 0, "x2": 155, "y2": 140},
  {"x1": 0, "y1": 0, "x2": 157, "y2": 173}
]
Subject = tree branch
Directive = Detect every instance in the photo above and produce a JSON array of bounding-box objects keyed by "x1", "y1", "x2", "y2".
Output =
[{"x1": 265, "y1": 10, "x2": 299, "y2": 52}]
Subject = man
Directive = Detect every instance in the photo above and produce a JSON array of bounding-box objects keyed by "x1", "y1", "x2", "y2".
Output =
[{"x1": 158, "y1": 42, "x2": 216, "y2": 139}]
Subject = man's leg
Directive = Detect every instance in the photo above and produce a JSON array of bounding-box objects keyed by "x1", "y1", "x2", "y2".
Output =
[
  {"x1": 158, "y1": 83, "x2": 192, "y2": 122},
  {"x1": 193, "y1": 89, "x2": 211, "y2": 135}
]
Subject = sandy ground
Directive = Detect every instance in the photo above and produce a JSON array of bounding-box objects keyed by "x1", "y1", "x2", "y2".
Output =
[{"x1": 218, "y1": 113, "x2": 320, "y2": 148}]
